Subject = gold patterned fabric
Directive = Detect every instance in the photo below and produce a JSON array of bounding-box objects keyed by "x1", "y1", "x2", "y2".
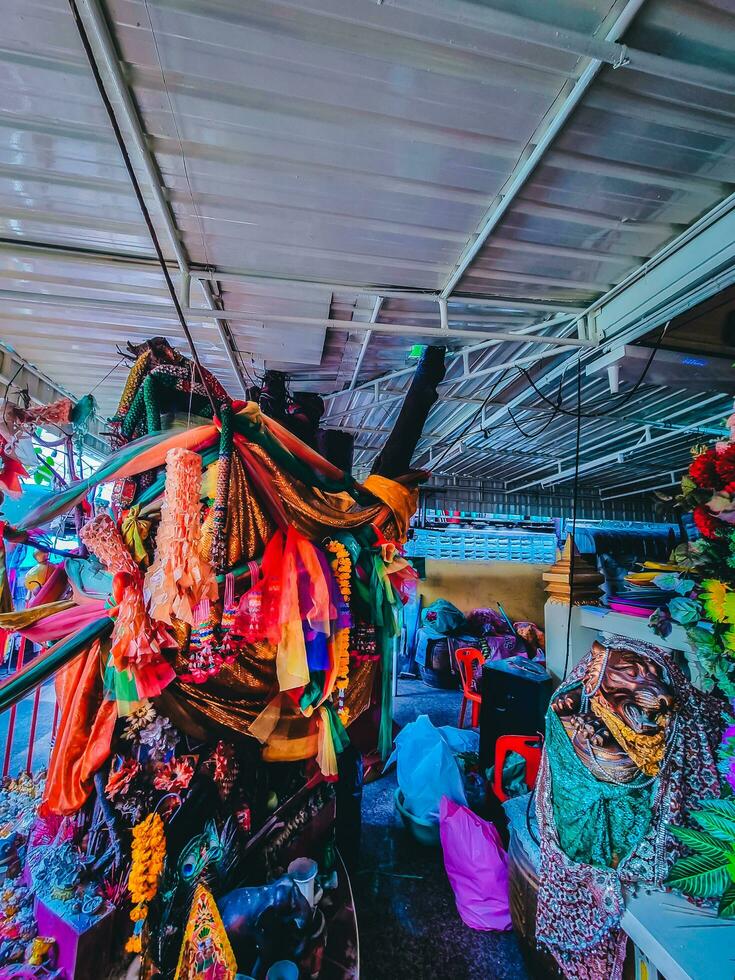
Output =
[
  {"x1": 343, "y1": 659, "x2": 379, "y2": 726},
  {"x1": 158, "y1": 653, "x2": 319, "y2": 760},
  {"x1": 590, "y1": 692, "x2": 667, "y2": 777},
  {"x1": 156, "y1": 640, "x2": 279, "y2": 742},
  {"x1": 200, "y1": 452, "x2": 274, "y2": 565},
  {"x1": 247, "y1": 444, "x2": 386, "y2": 538}
]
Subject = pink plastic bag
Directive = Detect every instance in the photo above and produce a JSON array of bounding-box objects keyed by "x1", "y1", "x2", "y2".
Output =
[{"x1": 439, "y1": 796, "x2": 512, "y2": 931}]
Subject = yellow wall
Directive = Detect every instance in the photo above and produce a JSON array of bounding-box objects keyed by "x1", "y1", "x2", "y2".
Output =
[{"x1": 419, "y1": 559, "x2": 549, "y2": 625}]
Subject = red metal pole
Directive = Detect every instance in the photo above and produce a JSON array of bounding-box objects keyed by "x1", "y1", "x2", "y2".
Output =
[
  {"x1": 1, "y1": 637, "x2": 27, "y2": 778},
  {"x1": 25, "y1": 683, "x2": 42, "y2": 773}
]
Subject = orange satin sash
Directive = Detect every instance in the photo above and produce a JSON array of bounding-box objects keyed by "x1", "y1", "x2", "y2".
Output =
[{"x1": 41, "y1": 639, "x2": 116, "y2": 816}]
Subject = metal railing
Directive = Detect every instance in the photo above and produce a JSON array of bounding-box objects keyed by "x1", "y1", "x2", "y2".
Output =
[{"x1": 0, "y1": 635, "x2": 59, "y2": 778}]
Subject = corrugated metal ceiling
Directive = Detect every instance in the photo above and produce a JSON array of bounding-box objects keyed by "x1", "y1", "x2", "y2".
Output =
[{"x1": 0, "y1": 0, "x2": 734, "y2": 500}]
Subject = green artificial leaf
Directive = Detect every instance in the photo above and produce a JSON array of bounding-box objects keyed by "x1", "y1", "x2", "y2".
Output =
[
  {"x1": 670, "y1": 826, "x2": 730, "y2": 861},
  {"x1": 695, "y1": 798, "x2": 735, "y2": 832},
  {"x1": 692, "y1": 810, "x2": 735, "y2": 844},
  {"x1": 718, "y1": 882, "x2": 735, "y2": 918},
  {"x1": 681, "y1": 475, "x2": 697, "y2": 495},
  {"x1": 665, "y1": 853, "x2": 731, "y2": 898}
]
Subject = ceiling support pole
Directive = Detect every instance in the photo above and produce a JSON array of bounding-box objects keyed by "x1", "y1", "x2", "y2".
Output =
[{"x1": 75, "y1": 0, "x2": 247, "y2": 393}]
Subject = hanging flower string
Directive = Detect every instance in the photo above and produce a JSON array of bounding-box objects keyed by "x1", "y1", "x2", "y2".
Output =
[
  {"x1": 326, "y1": 540, "x2": 352, "y2": 725},
  {"x1": 145, "y1": 448, "x2": 218, "y2": 626},
  {"x1": 126, "y1": 811, "x2": 166, "y2": 954}
]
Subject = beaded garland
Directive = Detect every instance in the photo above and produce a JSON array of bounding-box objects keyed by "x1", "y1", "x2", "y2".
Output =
[
  {"x1": 210, "y1": 402, "x2": 233, "y2": 573},
  {"x1": 326, "y1": 539, "x2": 352, "y2": 725},
  {"x1": 126, "y1": 811, "x2": 166, "y2": 953},
  {"x1": 179, "y1": 598, "x2": 220, "y2": 684}
]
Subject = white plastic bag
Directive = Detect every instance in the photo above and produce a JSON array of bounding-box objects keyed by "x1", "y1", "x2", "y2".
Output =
[
  {"x1": 385, "y1": 714, "x2": 468, "y2": 821},
  {"x1": 438, "y1": 725, "x2": 480, "y2": 755}
]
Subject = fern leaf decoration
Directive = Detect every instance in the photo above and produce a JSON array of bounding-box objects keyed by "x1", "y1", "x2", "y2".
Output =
[
  {"x1": 720, "y1": 882, "x2": 735, "y2": 918},
  {"x1": 666, "y1": 798, "x2": 735, "y2": 916}
]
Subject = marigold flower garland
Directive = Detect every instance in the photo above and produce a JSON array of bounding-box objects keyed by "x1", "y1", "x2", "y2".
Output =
[
  {"x1": 326, "y1": 540, "x2": 352, "y2": 725},
  {"x1": 126, "y1": 811, "x2": 166, "y2": 954}
]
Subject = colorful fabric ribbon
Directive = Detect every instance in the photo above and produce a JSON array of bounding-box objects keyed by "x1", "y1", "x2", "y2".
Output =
[{"x1": 121, "y1": 505, "x2": 152, "y2": 565}]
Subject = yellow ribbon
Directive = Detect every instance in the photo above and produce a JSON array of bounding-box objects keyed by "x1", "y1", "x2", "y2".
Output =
[
  {"x1": 121, "y1": 505, "x2": 152, "y2": 565},
  {"x1": 236, "y1": 401, "x2": 263, "y2": 427},
  {"x1": 0, "y1": 599, "x2": 75, "y2": 631},
  {"x1": 361, "y1": 474, "x2": 418, "y2": 542}
]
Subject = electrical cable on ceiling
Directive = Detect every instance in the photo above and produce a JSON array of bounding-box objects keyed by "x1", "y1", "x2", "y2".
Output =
[
  {"x1": 67, "y1": 0, "x2": 219, "y2": 418},
  {"x1": 518, "y1": 321, "x2": 670, "y2": 421},
  {"x1": 429, "y1": 368, "x2": 511, "y2": 469},
  {"x1": 505, "y1": 365, "x2": 568, "y2": 439},
  {"x1": 140, "y1": 0, "x2": 257, "y2": 391}
]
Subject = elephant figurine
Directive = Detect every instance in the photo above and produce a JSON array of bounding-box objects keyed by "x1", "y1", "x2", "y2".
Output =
[{"x1": 217, "y1": 874, "x2": 311, "y2": 976}]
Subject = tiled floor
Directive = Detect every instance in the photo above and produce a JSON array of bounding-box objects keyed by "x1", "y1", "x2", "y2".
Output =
[{"x1": 353, "y1": 679, "x2": 531, "y2": 980}]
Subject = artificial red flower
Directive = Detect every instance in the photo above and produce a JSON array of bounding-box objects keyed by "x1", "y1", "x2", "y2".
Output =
[
  {"x1": 693, "y1": 505, "x2": 722, "y2": 540},
  {"x1": 689, "y1": 448, "x2": 720, "y2": 489},
  {"x1": 0, "y1": 443, "x2": 27, "y2": 497},
  {"x1": 715, "y1": 444, "x2": 735, "y2": 486},
  {"x1": 207, "y1": 740, "x2": 237, "y2": 799},
  {"x1": 152, "y1": 755, "x2": 196, "y2": 792},
  {"x1": 105, "y1": 757, "x2": 141, "y2": 799}
]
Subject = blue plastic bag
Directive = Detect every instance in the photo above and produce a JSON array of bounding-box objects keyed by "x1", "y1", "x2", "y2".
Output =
[{"x1": 385, "y1": 715, "x2": 469, "y2": 821}]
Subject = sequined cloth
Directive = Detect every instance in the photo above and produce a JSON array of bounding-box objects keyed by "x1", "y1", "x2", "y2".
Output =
[{"x1": 535, "y1": 635, "x2": 723, "y2": 979}]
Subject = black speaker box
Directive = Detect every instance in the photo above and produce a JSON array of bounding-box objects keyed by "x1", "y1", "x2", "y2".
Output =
[{"x1": 479, "y1": 658, "x2": 553, "y2": 771}]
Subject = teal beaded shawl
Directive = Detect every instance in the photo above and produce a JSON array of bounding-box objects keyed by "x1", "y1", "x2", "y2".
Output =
[
  {"x1": 545, "y1": 693, "x2": 655, "y2": 868},
  {"x1": 535, "y1": 636, "x2": 723, "y2": 980}
]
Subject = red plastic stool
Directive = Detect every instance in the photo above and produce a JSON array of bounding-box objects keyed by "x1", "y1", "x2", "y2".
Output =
[
  {"x1": 455, "y1": 646, "x2": 484, "y2": 729},
  {"x1": 492, "y1": 734, "x2": 543, "y2": 802}
]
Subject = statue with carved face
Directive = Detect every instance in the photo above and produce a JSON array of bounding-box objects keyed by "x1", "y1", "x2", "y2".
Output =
[
  {"x1": 534, "y1": 635, "x2": 723, "y2": 980},
  {"x1": 552, "y1": 640, "x2": 678, "y2": 786}
]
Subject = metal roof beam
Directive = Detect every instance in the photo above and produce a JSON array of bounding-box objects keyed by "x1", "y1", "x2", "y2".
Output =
[
  {"x1": 507, "y1": 408, "x2": 727, "y2": 492},
  {"x1": 321, "y1": 348, "x2": 565, "y2": 424},
  {"x1": 0, "y1": 238, "x2": 586, "y2": 316},
  {"x1": 326, "y1": 314, "x2": 578, "y2": 404},
  {"x1": 439, "y1": 0, "x2": 650, "y2": 298},
  {"x1": 476, "y1": 187, "x2": 735, "y2": 459},
  {"x1": 600, "y1": 475, "x2": 680, "y2": 501},
  {"x1": 348, "y1": 296, "x2": 383, "y2": 390},
  {"x1": 599, "y1": 467, "x2": 687, "y2": 494},
  {"x1": 500, "y1": 389, "x2": 725, "y2": 486},
  {"x1": 0, "y1": 343, "x2": 108, "y2": 457},
  {"x1": 592, "y1": 192, "x2": 735, "y2": 345},
  {"x1": 74, "y1": 0, "x2": 247, "y2": 393},
  {"x1": 387, "y1": 0, "x2": 735, "y2": 95},
  {"x1": 0, "y1": 287, "x2": 593, "y2": 349}
]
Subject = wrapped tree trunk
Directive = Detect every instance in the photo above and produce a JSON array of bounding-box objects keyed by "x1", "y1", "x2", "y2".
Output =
[{"x1": 371, "y1": 345, "x2": 446, "y2": 478}]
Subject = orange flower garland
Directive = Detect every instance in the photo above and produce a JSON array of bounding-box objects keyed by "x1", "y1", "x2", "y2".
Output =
[
  {"x1": 126, "y1": 811, "x2": 166, "y2": 954},
  {"x1": 326, "y1": 540, "x2": 352, "y2": 725}
]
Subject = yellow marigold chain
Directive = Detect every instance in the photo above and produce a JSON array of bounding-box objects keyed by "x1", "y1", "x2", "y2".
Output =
[
  {"x1": 326, "y1": 540, "x2": 352, "y2": 725},
  {"x1": 126, "y1": 811, "x2": 166, "y2": 953}
]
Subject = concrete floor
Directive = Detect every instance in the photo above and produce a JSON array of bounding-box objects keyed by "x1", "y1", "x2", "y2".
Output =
[
  {"x1": 3, "y1": 672, "x2": 531, "y2": 979},
  {"x1": 352, "y1": 678, "x2": 530, "y2": 980}
]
